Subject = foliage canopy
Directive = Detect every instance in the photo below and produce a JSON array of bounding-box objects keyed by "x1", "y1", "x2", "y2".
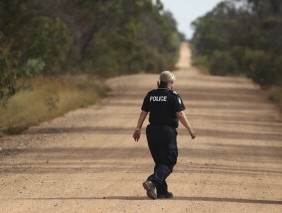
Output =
[
  {"x1": 0, "y1": 0, "x2": 182, "y2": 100},
  {"x1": 191, "y1": 0, "x2": 282, "y2": 86}
]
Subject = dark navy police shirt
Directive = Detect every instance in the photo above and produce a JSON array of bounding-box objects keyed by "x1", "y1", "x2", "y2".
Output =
[{"x1": 141, "y1": 88, "x2": 185, "y2": 128}]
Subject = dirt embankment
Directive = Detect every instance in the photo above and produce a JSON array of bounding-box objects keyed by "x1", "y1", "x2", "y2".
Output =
[{"x1": 0, "y1": 43, "x2": 282, "y2": 213}]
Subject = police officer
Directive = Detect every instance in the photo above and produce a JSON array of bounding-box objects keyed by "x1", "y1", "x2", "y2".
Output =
[{"x1": 133, "y1": 71, "x2": 196, "y2": 199}]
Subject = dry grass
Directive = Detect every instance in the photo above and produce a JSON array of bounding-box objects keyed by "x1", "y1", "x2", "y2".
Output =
[{"x1": 0, "y1": 75, "x2": 109, "y2": 134}]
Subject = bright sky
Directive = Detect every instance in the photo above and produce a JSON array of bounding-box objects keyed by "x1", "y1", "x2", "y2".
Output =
[{"x1": 160, "y1": 0, "x2": 223, "y2": 39}]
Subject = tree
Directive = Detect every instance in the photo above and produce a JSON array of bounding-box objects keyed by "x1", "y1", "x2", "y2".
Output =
[
  {"x1": 192, "y1": 0, "x2": 282, "y2": 86},
  {"x1": 0, "y1": 0, "x2": 182, "y2": 99}
]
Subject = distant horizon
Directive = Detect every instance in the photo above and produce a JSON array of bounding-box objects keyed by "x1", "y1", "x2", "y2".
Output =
[{"x1": 160, "y1": 0, "x2": 223, "y2": 39}]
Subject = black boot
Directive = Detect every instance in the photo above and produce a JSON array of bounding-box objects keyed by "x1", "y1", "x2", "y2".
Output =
[
  {"x1": 142, "y1": 181, "x2": 157, "y2": 199},
  {"x1": 157, "y1": 191, "x2": 173, "y2": 199}
]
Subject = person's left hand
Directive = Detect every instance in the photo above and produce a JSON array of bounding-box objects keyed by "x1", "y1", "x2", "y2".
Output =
[{"x1": 133, "y1": 129, "x2": 141, "y2": 142}]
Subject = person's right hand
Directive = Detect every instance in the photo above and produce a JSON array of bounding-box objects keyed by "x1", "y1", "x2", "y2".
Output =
[
  {"x1": 133, "y1": 129, "x2": 141, "y2": 142},
  {"x1": 190, "y1": 130, "x2": 196, "y2": 139}
]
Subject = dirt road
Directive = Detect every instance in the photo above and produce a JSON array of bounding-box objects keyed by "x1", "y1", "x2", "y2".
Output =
[{"x1": 1, "y1": 43, "x2": 282, "y2": 212}]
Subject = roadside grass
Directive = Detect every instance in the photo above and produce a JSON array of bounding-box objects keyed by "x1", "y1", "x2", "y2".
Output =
[{"x1": 0, "y1": 75, "x2": 109, "y2": 134}]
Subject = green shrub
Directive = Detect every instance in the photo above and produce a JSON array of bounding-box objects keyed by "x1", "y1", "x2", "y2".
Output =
[
  {"x1": 0, "y1": 48, "x2": 16, "y2": 100},
  {"x1": 243, "y1": 49, "x2": 280, "y2": 85},
  {"x1": 16, "y1": 17, "x2": 73, "y2": 75},
  {"x1": 208, "y1": 51, "x2": 238, "y2": 75},
  {"x1": 23, "y1": 58, "x2": 45, "y2": 77}
]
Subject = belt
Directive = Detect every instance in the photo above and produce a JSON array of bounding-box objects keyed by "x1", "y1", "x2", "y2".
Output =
[{"x1": 149, "y1": 123, "x2": 175, "y2": 128}]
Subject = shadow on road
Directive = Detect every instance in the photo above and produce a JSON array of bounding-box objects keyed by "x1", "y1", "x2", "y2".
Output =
[
  {"x1": 1, "y1": 146, "x2": 282, "y2": 176},
  {"x1": 17, "y1": 196, "x2": 282, "y2": 205}
]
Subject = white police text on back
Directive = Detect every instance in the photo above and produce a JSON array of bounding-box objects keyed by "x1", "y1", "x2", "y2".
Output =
[{"x1": 150, "y1": 96, "x2": 167, "y2": 102}]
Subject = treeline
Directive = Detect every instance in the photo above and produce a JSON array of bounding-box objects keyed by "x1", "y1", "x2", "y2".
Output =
[
  {"x1": 191, "y1": 0, "x2": 282, "y2": 87},
  {"x1": 0, "y1": 0, "x2": 182, "y2": 100}
]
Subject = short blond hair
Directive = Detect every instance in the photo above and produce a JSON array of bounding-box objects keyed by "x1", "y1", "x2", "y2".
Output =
[{"x1": 159, "y1": 71, "x2": 176, "y2": 82}]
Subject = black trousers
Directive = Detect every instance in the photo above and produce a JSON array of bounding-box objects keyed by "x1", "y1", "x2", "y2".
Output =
[{"x1": 146, "y1": 124, "x2": 178, "y2": 194}]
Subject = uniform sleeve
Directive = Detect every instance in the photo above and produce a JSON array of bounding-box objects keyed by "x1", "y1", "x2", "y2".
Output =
[
  {"x1": 141, "y1": 94, "x2": 150, "y2": 112},
  {"x1": 173, "y1": 93, "x2": 185, "y2": 112}
]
